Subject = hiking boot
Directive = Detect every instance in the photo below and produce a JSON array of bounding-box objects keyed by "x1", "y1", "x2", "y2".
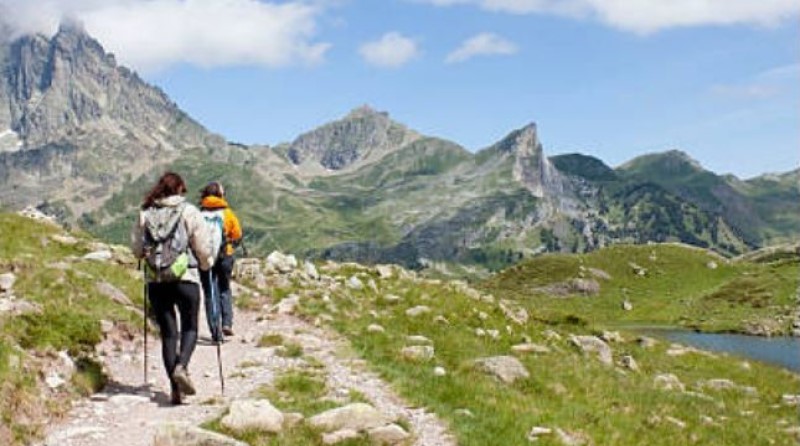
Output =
[
  {"x1": 172, "y1": 364, "x2": 196, "y2": 396},
  {"x1": 222, "y1": 326, "x2": 234, "y2": 337},
  {"x1": 170, "y1": 387, "x2": 182, "y2": 405}
]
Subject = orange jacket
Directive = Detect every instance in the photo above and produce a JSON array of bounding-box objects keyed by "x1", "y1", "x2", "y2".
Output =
[{"x1": 200, "y1": 196, "x2": 242, "y2": 256}]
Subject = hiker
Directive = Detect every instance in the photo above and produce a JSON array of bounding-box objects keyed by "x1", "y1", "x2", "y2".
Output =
[
  {"x1": 198, "y1": 181, "x2": 242, "y2": 339},
  {"x1": 131, "y1": 172, "x2": 214, "y2": 405}
]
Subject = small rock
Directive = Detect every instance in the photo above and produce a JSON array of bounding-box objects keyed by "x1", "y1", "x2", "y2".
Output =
[
  {"x1": 454, "y1": 408, "x2": 474, "y2": 418},
  {"x1": 433, "y1": 315, "x2": 450, "y2": 324},
  {"x1": 782, "y1": 394, "x2": 800, "y2": 406},
  {"x1": 654, "y1": 373, "x2": 685, "y2": 392},
  {"x1": 307, "y1": 403, "x2": 392, "y2": 432},
  {"x1": 0, "y1": 273, "x2": 16, "y2": 292},
  {"x1": 304, "y1": 261, "x2": 320, "y2": 280},
  {"x1": 367, "y1": 324, "x2": 385, "y2": 334},
  {"x1": 433, "y1": 366, "x2": 447, "y2": 377},
  {"x1": 83, "y1": 250, "x2": 113, "y2": 262},
  {"x1": 473, "y1": 356, "x2": 529, "y2": 384},
  {"x1": 621, "y1": 300, "x2": 633, "y2": 311},
  {"x1": 555, "y1": 428, "x2": 592, "y2": 446},
  {"x1": 706, "y1": 261, "x2": 718, "y2": 270},
  {"x1": 570, "y1": 335, "x2": 613, "y2": 366},
  {"x1": 382, "y1": 294, "x2": 402, "y2": 304},
  {"x1": 376, "y1": 265, "x2": 394, "y2": 279},
  {"x1": 527, "y1": 426, "x2": 553, "y2": 441},
  {"x1": 322, "y1": 429, "x2": 361, "y2": 445},
  {"x1": 96, "y1": 281, "x2": 133, "y2": 306},
  {"x1": 665, "y1": 416, "x2": 686, "y2": 429},
  {"x1": 600, "y1": 331, "x2": 623, "y2": 343},
  {"x1": 405, "y1": 305, "x2": 431, "y2": 317},
  {"x1": 153, "y1": 423, "x2": 249, "y2": 446},
  {"x1": 367, "y1": 424, "x2": 410, "y2": 445},
  {"x1": 347, "y1": 276, "x2": 364, "y2": 290},
  {"x1": 511, "y1": 343, "x2": 551, "y2": 354},
  {"x1": 401, "y1": 346, "x2": 435, "y2": 362},
  {"x1": 99, "y1": 320, "x2": 114, "y2": 334},
  {"x1": 637, "y1": 336, "x2": 657, "y2": 348},
  {"x1": 619, "y1": 355, "x2": 639, "y2": 371},
  {"x1": 543, "y1": 329, "x2": 562, "y2": 341},
  {"x1": 283, "y1": 412, "x2": 304, "y2": 429},
  {"x1": 406, "y1": 335, "x2": 432, "y2": 345},
  {"x1": 221, "y1": 399, "x2": 284, "y2": 433}
]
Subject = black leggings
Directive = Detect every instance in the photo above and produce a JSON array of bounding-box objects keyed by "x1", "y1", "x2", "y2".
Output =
[{"x1": 148, "y1": 282, "x2": 200, "y2": 388}]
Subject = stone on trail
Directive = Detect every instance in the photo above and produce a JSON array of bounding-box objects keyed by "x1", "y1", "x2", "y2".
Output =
[
  {"x1": 221, "y1": 399, "x2": 284, "y2": 434},
  {"x1": 473, "y1": 355, "x2": 529, "y2": 384},
  {"x1": 153, "y1": 423, "x2": 248, "y2": 446},
  {"x1": 307, "y1": 403, "x2": 393, "y2": 432},
  {"x1": 368, "y1": 423, "x2": 410, "y2": 445},
  {"x1": 0, "y1": 272, "x2": 16, "y2": 292},
  {"x1": 322, "y1": 429, "x2": 361, "y2": 445}
]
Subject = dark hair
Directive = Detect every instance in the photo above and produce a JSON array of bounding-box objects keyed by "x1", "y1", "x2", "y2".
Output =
[
  {"x1": 142, "y1": 172, "x2": 187, "y2": 209},
  {"x1": 200, "y1": 181, "x2": 225, "y2": 199}
]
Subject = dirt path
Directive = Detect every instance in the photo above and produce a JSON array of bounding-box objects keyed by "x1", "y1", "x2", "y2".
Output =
[{"x1": 40, "y1": 288, "x2": 455, "y2": 446}]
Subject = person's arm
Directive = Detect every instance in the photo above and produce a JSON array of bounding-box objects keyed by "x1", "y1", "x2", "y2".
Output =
[{"x1": 225, "y1": 209, "x2": 242, "y2": 242}]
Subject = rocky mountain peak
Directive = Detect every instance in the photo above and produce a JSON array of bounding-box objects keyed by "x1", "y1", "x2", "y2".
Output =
[{"x1": 287, "y1": 106, "x2": 420, "y2": 172}]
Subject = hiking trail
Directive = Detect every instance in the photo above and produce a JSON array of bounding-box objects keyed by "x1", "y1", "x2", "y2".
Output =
[{"x1": 40, "y1": 282, "x2": 455, "y2": 446}]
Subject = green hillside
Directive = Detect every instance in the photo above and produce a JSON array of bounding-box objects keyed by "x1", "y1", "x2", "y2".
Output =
[
  {"x1": 480, "y1": 244, "x2": 798, "y2": 335},
  {"x1": 268, "y1": 248, "x2": 800, "y2": 446},
  {"x1": 0, "y1": 213, "x2": 142, "y2": 444}
]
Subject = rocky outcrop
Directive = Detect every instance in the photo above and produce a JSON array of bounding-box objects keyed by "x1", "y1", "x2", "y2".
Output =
[
  {"x1": 287, "y1": 105, "x2": 420, "y2": 172},
  {"x1": 0, "y1": 22, "x2": 224, "y2": 216}
]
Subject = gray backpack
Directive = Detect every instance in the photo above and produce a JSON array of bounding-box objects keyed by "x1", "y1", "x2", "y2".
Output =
[{"x1": 142, "y1": 203, "x2": 191, "y2": 282}]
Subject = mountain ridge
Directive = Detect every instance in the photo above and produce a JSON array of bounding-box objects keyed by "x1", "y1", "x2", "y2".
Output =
[{"x1": 1, "y1": 24, "x2": 797, "y2": 273}]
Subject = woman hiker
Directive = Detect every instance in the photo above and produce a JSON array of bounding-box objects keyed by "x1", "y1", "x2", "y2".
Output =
[
  {"x1": 131, "y1": 172, "x2": 214, "y2": 405},
  {"x1": 198, "y1": 181, "x2": 242, "y2": 339}
]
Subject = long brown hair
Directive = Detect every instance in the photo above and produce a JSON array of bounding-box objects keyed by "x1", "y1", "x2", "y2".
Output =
[{"x1": 142, "y1": 172, "x2": 187, "y2": 209}]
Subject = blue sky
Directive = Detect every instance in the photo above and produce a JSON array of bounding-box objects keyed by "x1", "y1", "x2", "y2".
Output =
[{"x1": 3, "y1": 0, "x2": 798, "y2": 178}]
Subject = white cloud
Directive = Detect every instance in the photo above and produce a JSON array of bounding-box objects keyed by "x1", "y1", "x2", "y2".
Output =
[
  {"x1": 413, "y1": 0, "x2": 800, "y2": 33},
  {"x1": 359, "y1": 32, "x2": 419, "y2": 68},
  {"x1": 711, "y1": 62, "x2": 800, "y2": 100},
  {"x1": 0, "y1": 0, "x2": 331, "y2": 72},
  {"x1": 445, "y1": 32, "x2": 517, "y2": 63}
]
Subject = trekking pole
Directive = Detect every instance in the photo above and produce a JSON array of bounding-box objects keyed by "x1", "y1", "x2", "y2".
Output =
[
  {"x1": 210, "y1": 269, "x2": 225, "y2": 395},
  {"x1": 139, "y1": 261, "x2": 148, "y2": 387}
]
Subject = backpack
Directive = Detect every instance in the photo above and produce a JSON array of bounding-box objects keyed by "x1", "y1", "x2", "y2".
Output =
[
  {"x1": 142, "y1": 203, "x2": 191, "y2": 282},
  {"x1": 201, "y1": 208, "x2": 226, "y2": 263}
]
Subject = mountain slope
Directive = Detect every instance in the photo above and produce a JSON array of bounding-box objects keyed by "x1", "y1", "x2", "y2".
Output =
[
  {"x1": 0, "y1": 22, "x2": 224, "y2": 218},
  {"x1": 2, "y1": 25, "x2": 796, "y2": 274}
]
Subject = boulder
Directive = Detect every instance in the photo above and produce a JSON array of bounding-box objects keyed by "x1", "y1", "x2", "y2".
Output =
[
  {"x1": 220, "y1": 399, "x2": 284, "y2": 434},
  {"x1": 401, "y1": 346, "x2": 434, "y2": 362},
  {"x1": 654, "y1": 373, "x2": 685, "y2": 392},
  {"x1": 473, "y1": 355, "x2": 529, "y2": 384},
  {"x1": 367, "y1": 424, "x2": 410, "y2": 445},
  {"x1": 0, "y1": 273, "x2": 16, "y2": 292},
  {"x1": 405, "y1": 305, "x2": 431, "y2": 317},
  {"x1": 570, "y1": 336, "x2": 613, "y2": 365},
  {"x1": 304, "y1": 261, "x2": 320, "y2": 280},
  {"x1": 375, "y1": 265, "x2": 394, "y2": 279},
  {"x1": 153, "y1": 423, "x2": 247, "y2": 446},
  {"x1": 266, "y1": 251, "x2": 297, "y2": 273},
  {"x1": 322, "y1": 429, "x2": 361, "y2": 445},
  {"x1": 307, "y1": 403, "x2": 392, "y2": 433},
  {"x1": 96, "y1": 281, "x2": 133, "y2": 307}
]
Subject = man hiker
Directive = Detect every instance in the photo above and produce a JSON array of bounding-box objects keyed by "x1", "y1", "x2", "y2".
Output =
[
  {"x1": 199, "y1": 181, "x2": 242, "y2": 339},
  {"x1": 131, "y1": 172, "x2": 214, "y2": 405}
]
